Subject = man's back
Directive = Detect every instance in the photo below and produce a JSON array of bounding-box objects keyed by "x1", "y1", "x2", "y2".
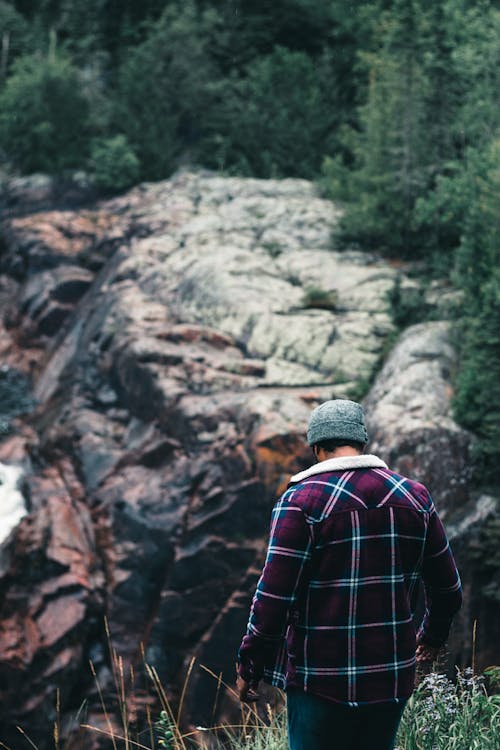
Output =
[
  {"x1": 239, "y1": 454, "x2": 462, "y2": 706},
  {"x1": 271, "y1": 458, "x2": 461, "y2": 704},
  {"x1": 237, "y1": 399, "x2": 463, "y2": 750}
]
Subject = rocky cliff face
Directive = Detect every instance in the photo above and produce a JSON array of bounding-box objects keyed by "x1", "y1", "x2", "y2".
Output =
[{"x1": 0, "y1": 170, "x2": 495, "y2": 747}]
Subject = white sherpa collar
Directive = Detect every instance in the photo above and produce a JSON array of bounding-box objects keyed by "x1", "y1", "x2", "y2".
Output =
[{"x1": 290, "y1": 454, "x2": 388, "y2": 484}]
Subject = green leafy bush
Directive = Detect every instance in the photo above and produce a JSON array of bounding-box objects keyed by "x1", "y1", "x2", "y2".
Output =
[
  {"x1": 166, "y1": 670, "x2": 500, "y2": 750},
  {"x1": 202, "y1": 46, "x2": 331, "y2": 178},
  {"x1": 396, "y1": 669, "x2": 500, "y2": 750},
  {"x1": 453, "y1": 270, "x2": 500, "y2": 482},
  {"x1": 116, "y1": 1, "x2": 218, "y2": 180},
  {"x1": 0, "y1": 1, "x2": 30, "y2": 73},
  {"x1": 387, "y1": 276, "x2": 432, "y2": 330},
  {"x1": 156, "y1": 709, "x2": 177, "y2": 749},
  {"x1": 302, "y1": 286, "x2": 338, "y2": 311},
  {"x1": 451, "y1": 140, "x2": 500, "y2": 483},
  {"x1": 0, "y1": 51, "x2": 90, "y2": 173},
  {"x1": 89, "y1": 134, "x2": 139, "y2": 191}
]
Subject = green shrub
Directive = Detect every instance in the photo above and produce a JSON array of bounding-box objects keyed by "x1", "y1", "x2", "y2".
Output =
[
  {"x1": 201, "y1": 46, "x2": 332, "y2": 179},
  {"x1": 89, "y1": 134, "x2": 140, "y2": 191},
  {"x1": 116, "y1": 1, "x2": 218, "y2": 180},
  {"x1": 0, "y1": 51, "x2": 90, "y2": 173},
  {"x1": 319, "y1": 152, "x2": 353, "y2": 203},
  {"x1": 387, "y1": 276, "x2": 432, "y2": 330},
  {"x1": 396, "y1": 669, "x2": 500, "y2": 750},
  {"x1": 0, "y1": 1, "x2": 30, "y2": 73},
  {"x1": 452, "y1": 273, "x2": 500, "y2": 483},
  {"x1": 451, "y1": 141, "x2": 500, "y2": 483},
  {"x1": 302, "y1": 286, "x2": 338, "y2": 311},
  {"x1": 156, "y1": 709, "x2": 177, "y2": 749}
]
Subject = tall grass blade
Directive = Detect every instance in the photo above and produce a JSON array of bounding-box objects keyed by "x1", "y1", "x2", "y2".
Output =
[
  {"x1": 89, "y1": 659, "x2": 118, "y2": 750},
  {"x1": 15, "y1": 727, "x2": 38, "y2": 750},
  {"x1": 177, "y1": 656, "x2": 195, "y2": 727},
  {"x1": 80, "y1": 725, "x2": 152, "y2": 750}
]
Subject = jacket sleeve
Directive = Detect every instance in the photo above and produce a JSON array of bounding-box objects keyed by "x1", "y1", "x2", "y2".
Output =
[
  {"x1": 418, "y1": 505, "x2": 463, "y2": 647},
  {"x1": 237, "y1": 493, "x2": 312, "y2": 684}
]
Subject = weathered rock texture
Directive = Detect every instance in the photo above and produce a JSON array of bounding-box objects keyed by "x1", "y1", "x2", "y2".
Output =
[
  {"x1": 365, "y1": 321, "x2": 472, "y2": 513},
  {"x1": 0, "y1": 170, "x2": 495, "y2": 746}
]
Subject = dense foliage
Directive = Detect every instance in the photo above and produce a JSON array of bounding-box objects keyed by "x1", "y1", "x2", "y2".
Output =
[
  {"x1": 0, "y1": 0, "x2": 498, "y2": 481},
  {"x1": 0, "y1": 0, "x2": 365, "y2": 181}
]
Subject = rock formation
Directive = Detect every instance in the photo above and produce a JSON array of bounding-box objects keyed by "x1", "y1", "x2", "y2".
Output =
[
  {"x1": 0, "y1": 170, "x2": 495, "y2": 747},
  {"x1": 365, "y1": 321, "x2": 472, "y2": 513}
]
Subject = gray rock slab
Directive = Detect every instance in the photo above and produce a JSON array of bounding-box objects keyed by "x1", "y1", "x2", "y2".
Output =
[{"x1": 364, "y1": 321, "x2": 473, "y2": 514}]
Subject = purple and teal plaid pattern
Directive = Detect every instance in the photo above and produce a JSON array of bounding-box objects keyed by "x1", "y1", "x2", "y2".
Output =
[{"x1": 238, "y1": 461, "x2": 462, "y2": 706}]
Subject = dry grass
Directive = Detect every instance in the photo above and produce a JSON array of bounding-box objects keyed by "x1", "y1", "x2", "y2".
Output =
[{"x1": 3, "y1": 621, "x2": 499, "y2": 750}]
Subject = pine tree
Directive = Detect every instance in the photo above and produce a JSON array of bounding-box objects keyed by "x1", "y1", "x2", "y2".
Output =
[
  {"x1": 0, "y1": 1, "x2": 29, "y2": 79},
  {"x1": 454, "y1": 272, "x2": 500, "y2": 482},
  {"x1": 452, "y1": 139, "x2": 500, "y2": 482},
  {"x1": 412, "y1": 1, "x2": 500, "y2": 263},
  {"x1": 116, "y1": 1, "x2": 219, "y2": 180},
  {"x1": 451, "y1": 0, "x2": 500, "y2": 148},
  {"x1": 200, "y1": 46, "x2": 331, "y2": 178},
  {"x1": 419, "y1": 1, "x2": 462, "y2": 173},
  {"x1": 333, "y1": 0, "x2": 430, "y2": 255},
  {"x1": 0, "y1": 49, "x2": 90, "y2": 172}
]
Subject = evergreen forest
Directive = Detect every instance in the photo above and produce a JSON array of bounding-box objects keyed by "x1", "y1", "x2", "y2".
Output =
[{"x1": 0, "y1": 0, "x2": 499, "y2": 486}]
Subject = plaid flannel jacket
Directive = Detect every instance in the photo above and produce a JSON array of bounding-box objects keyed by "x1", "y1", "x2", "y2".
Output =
[{"x1": 238, "y1": 455, "x2": 462, "y2": 705}]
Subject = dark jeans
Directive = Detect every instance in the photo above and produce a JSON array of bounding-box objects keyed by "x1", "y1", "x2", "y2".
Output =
[{"x1": 286, "y1": 689, "x2": 406, "y2": 750}]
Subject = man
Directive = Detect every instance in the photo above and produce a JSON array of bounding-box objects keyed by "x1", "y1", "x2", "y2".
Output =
[{"x1": 236, "y1": 399, "x2": 462, "y2": 750}]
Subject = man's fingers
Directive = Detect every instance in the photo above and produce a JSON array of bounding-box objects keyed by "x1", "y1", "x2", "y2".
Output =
[
  {"x1": 416, "y1": 644, "x2": 439, "y2": 662},
  {"x1": 236, "y1": 676, "x2": 260, "y2": 703},
  {"x1": 241, "y1": 688, "x2": 260, "y2": 703}
]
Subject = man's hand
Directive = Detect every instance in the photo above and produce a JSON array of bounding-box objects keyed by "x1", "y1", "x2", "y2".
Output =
[
  {"x1": 416, "y1": 643, "x2": 440, "y2": 664},
  {"x1": 236, "y1": 675, "x2": 260, "y2": 703}
]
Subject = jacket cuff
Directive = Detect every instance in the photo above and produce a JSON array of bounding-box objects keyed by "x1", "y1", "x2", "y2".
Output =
[
  {"x1": 417, "y1": 631, "x2": 445, "y2": 648},
  {"x1": 417, "y1": 618, "x2": 451, "y2": 648}
]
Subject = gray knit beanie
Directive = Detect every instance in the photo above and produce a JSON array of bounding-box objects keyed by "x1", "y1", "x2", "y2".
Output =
[{"x1": 307, "y1": 399, "x2": 368, "y2": 446}]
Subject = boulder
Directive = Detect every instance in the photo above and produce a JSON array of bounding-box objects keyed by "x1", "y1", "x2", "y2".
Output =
[
  {"x1": 0, "y1": 464, "x2": 104, "y2": 746},
  {"x1": 364, "y1": 321, "x2": 473, "y2": 514}
]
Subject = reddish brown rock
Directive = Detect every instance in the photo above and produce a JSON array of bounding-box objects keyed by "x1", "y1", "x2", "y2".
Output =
[
  {"x1": 37, "y1": 597, "x2": 87, "y2": 648},
  {"x1": 0, "y1": 465, "x2": 104, "y2": 746},
  {"x1": 2, "y1": 210, "x2": 126, "y2": 276}
]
